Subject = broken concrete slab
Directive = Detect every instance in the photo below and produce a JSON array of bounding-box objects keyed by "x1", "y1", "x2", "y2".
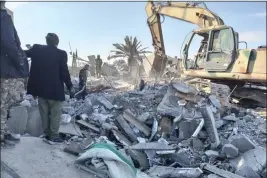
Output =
[
  {"x1": 191, "y1": 138, "x2": 203, "y2": 151},
  {"x1": 76, "y1": 120, "x2": 99, "y2": 133},
  {"x1": 96, "y1": 96, "x2": 114, "y2": 110},
  {"x1": 123, "y1": 109, "x2": 151, "y2": 137},
  {"x1": 209, "y1": 95, "x2": 221, "y2": 109},
  {"x1": 137, "y1": 112, "x2": 150, "y2": 122},
  {"x1": 126, "y1": 149, "x2": 149, "y2": 171},
  {"x1": 115, "y1": 115, "x2": 137, "y2": 142},
  {"x1": 64, "y1": 141, "x2": 84, "y2": 156},
  {"x1": 1, "y1": 137, "x2": 93, "y2": 178},
  {"x1": 205, "y1": 150, "x2": 219, "y2": 158},
  {"x1": 167, "y1": 149, "x2": 193, "y2": 166},
  {"x1": 261, "y1": 169, "x2": 266, "y2": 178},
  {"x1": 200, "y1": 163, "x2": 245, "y2": 178},
  {"x1": 235, "y1": 166, "x2": 261, "y2": 178},
  {"x1": 157, "y1": 85, "x2": 183, "y2": 117},
  {"x1": 172, "y1": 82, "x2": 197, "y2": 94},
  {"x1": 148, "y1": 166, "x2": 203, "y2": 178},
  {"x1": 25, "y1": 106, "x2": 44, "y2": 137},
  {"x1": 59, "y1": 123, "x2": 83, "y2": 136},
  {"x1": 112, "y1": 130, "x2": 132, "y2": 146},
  {"x1": 230, "y1": 147, "x2": 266, "y2": 175},
  {"x1": 207, "y1": 174, "x2": 223, "y2": 178},
  {"x1": 215, "y1": 119, "x2": 225, "y2": 129},
  {"x1": 200, "y1": 106, "x2": 221, "y2": 149},
  {"x1": 7, "y1": 106, "x2": 28, "y2": 135},
  {"x1": 222, "y1": 144, "x2": 239, "y2": 158},
  {"x1": 127, "y1": 142, "x2": 176, "y2": 150},
  {"x1": 222, "y1": 115, "x2": 238, "y2": 122},
  {"x1": 158, "y1": 116, "x2": 172, "y2": 135},
  {"x1": 230, "y1": 134, "x2": 256, "y2": 153},
  {"x1": 179, "y1": 119, "x2": 198, "y2": 139}
]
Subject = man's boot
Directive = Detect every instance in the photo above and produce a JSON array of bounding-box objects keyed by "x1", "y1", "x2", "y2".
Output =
[
  {"x1": 1, "y1": 139, "x2": 16, "y2": 149},
  {"x1": 1, "y1": 133, "x2": 15, "y2": 149},
  {"x1": 4, "y1": 133, "x2": 20, "y2": 143}
]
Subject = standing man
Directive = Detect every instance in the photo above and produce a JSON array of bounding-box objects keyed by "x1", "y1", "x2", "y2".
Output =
[
  {"x1": 25, "y1": 33, "x2": 75, "y2": 144},
  {"x1": 95, "y1": 55, "x2": 102, "y2": 78},
  {"x1": 0, "y1": 1, "x2": 29, "y2": 148},
  {"x1": 78, "y1": 64, "x2": 89, "y2": 100}
]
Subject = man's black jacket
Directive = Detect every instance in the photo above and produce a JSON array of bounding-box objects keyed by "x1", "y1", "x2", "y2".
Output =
[
  {"x1": 0, "y1": 9, "x2": 29, "y2": 78},
  {"x1": 79, "y1": 67, "x2": 88, "y2": 85},
  {"x1": 25, "y1": 44, "x2": 73, "y2": 101}
]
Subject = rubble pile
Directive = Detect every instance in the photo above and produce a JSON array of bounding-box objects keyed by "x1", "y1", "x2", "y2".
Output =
[{"x1": 21, "y1": 81, "x2": 267, "y2": 178}]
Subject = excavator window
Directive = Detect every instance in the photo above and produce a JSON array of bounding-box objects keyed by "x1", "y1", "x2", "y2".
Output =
[
  {"x1": 205, "y1": 27, "x2": 236, "y2": 71},
  {"x1": 210, "y1": 28, "x2": 234, "y2": 53}
]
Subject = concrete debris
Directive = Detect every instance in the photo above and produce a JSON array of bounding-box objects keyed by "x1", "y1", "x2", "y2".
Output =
[
  {"x1": 112, "y1": 130, "x2": 132, "y2": 146},
  {"x1": 235, "y1": 166, "x2": 261, "y2": 178},
  {"x1": 127, "y1": 142, "x2": 176, "y2": 150},
  {"x1": 200, "y1": 106, "x2": 221, "y2": 149},
  {"x1": 230, "y1": 134, "x2": 256, "y2": 153},
  {"x1": 200, "y1": 163, "x2": 245, "y2": 178},
  {"x1": 158, "y1": 116, "x2": 172, "y2": 135},
  {"x1": 209, "y1": 95, "x2": 221, "y2": 109},
  {"x1": 7, "y1": 106, "x2": 28, "y2": 135},
  {"x1": 96, "y1": 96, "x2": 114, "y2": 110},
  {"x1": 115, "y1": 115, "x2": 138, "y2": 142},
  {"x1": 222, "y1": 144, "x2": 239, "y2": 158},
  {"x1": 207, "y1": 174, "x2": 223, "y2": 178},
  {"x1": 205, "y1": 150, "x2": 219, "y2": 158},
  {"x1": 76, "y1": 120, "x2": 100, "y2": 133},
  {"x1": 59, "y1": 122, "x2": 83, "y2": 136},
  {"x1": 172, "y1": 82, "x2": 197, "y2": 94},
  {"x1": 61, "y1": 114, "x2": 72, "y2": 124},
  {"x1": 179, "y1": 119, "x2": 198, "y2": 139},
  {"x1": 148, "y1": 166, "x2": 203, "y2": 178},
  {"x1": 123, "y1": 109, "x2": 151, "y2": 137},
  {"x1": 7, "y1": 78, "x2": 266, "y2": 178},
  {"x1": 230, "y1": 147, "x2": 266, "y2": 174},
  {"x1": 222, "y1": 114, "x2": 238, "y2": 121},
  {"x1": 137, "y1": 112, "x2": 150, "y2": 122}
]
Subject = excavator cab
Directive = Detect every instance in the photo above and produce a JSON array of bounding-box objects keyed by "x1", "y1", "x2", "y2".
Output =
[{"x1": 182, "y1": 26, "x2": 237, "y2": 72}]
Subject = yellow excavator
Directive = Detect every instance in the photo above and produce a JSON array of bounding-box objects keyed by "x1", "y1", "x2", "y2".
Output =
[{"x1": 146, "y1": 1, "x2": 266, "y2": 107}]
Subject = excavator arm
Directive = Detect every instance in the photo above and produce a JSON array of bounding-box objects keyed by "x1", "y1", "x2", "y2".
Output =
[{"x1": 145, "y1": 1, "x2": 224, "y2": 76}]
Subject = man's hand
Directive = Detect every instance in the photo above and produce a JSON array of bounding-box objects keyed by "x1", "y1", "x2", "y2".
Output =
[{"x1": 69, "y1": 88, "x2": 75, "y2": 98}]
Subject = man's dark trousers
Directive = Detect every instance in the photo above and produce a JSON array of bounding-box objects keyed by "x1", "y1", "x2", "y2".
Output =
[
  {"x1": 38, "y1": 97, "x2": 62, "y2": 140},
  {"x1": 78, "y1": 81, "x2": 86, "y2": 100}
]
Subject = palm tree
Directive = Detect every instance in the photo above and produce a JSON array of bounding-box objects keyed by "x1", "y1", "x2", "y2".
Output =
[{"x1": 109, "y1": 36, "x2": 151, "y2": 67}]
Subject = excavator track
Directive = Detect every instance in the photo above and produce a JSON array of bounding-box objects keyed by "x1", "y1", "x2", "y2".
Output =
[{"x1": 231, "y1": 85, "x2": 266, "y2": 108}]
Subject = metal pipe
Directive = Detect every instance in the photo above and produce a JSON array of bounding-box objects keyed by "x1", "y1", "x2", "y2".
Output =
[{"x1": 192, "y1": 118, "x2": 204, "y2": 137}]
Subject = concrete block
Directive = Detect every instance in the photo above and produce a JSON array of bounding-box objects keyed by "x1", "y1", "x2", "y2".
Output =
[
  {"x1": 25, "y1": 106, "x2": 43, "y2": 137},
  {"x1": 230, "y1": 134, "x2": 256, "y2": 153},
  {"x1": 7, "y1": 106, "x2": 28, "y2": 135},
  {"x1": 207, "y1": 174, "x2": 223, "y2": 178},
  {"x1": 230, "y1": 147, "x2": 266, "y2": 174},
  {"x1": 222, "y1": 144, "x2": 239, "y2": 158},
  {"x1": 222, "y1": 114, "x2": 238, "y2": 122},
  {"x1": 158, "y1": 116, "x2": 172, "y2": 135},
  {"x1": 205, "y1": 150, "x2": 219, "y2": 158},
  {"x1": 236, "y1": 166, "x2": 261, "y2": 178},
  {"x1": 178, "y1": 119, "x2": 198, "y2": 139},
  {"x1": 137, "y1": 112, "x2": 150, "y2": 122},
  {"x1": 123, "y1": 109, "x2": 151, "y2": 137}
]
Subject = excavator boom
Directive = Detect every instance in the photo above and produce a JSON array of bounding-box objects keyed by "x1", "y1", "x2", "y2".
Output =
[{"x1": 145, "y1": 1, "x2": 224, "y2": 76}]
